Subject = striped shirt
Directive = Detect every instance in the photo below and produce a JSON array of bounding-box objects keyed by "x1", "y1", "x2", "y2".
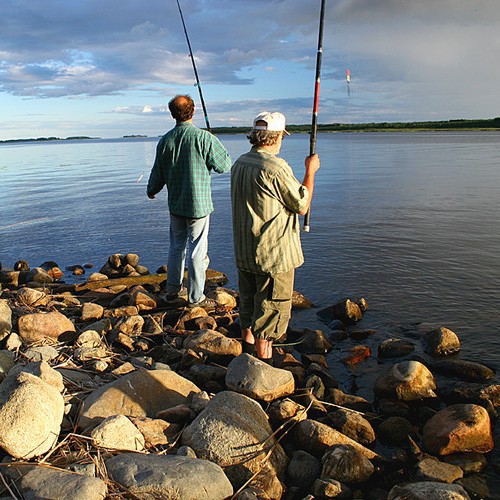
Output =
[
  {"x1": 147, "y1": 122, "x2": 231, "y2": 218},
  {"x1": 231, "y1": 146, "x2": 309, "y2": 274}
]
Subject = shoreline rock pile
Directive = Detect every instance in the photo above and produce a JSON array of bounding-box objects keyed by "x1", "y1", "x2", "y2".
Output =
[{"x1": 0, "y1": 253, "x2": 498, "y2": 499}]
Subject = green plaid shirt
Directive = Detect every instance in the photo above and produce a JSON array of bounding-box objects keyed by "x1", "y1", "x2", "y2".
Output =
[
  {"x1": 147, "y1": 122, "x2": 231, "y2": 218},
  {"x1": 231, "y1": 146, "x2": 309, "y2": 274}
]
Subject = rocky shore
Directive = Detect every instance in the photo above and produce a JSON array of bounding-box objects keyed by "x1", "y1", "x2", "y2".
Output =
[{"x1": 0, "y1": 253, "x2": 498, "y2": 499}]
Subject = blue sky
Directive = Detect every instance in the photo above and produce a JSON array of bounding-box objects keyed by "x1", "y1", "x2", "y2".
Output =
[{"x1": 1, "y1": 0, "x2": 499, "y2": 140}]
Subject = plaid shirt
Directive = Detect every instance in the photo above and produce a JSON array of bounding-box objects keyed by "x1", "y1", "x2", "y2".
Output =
[
  {"x1": 231, "y1": 146, "x2": 309, "y2": 274},
  {"x1": 147, "y1": 122, "x2": 231, "y2": 218}
]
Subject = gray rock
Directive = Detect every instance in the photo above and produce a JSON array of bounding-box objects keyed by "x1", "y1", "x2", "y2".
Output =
[
  {"x1": 2, "y1": 464, "x2": 107, "y2": 500},
  {"x1": 106, "y1": 452, "x2": 233, "y2": 499},
  {"x1": 388, "y1": 481, "x2": 470, "y2": 499},
  {"x1": 226, "y1": 353, "x2": 295, "y2": 402},
  {"x1": 0, "y1": 371, "x2": 64, "y2": 458},
  {"x1": 377, "y1": 416, "x2": 413, "y2": 446},
  {"x1": 23, "y1": 345, "x2": 59, "y2": 362},
  {"x1": 182, "y1": 390, "x2": 288, "y2": 496}
]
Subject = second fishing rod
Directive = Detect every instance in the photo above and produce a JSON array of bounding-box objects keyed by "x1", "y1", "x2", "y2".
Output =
[{"x1": 176, "y1": 0, "x2": 211, "y2": 133}]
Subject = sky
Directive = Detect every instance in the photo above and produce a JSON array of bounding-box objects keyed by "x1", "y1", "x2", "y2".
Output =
[{"x1": 1, "y1": 0, "x2": 499, "y2": 140}]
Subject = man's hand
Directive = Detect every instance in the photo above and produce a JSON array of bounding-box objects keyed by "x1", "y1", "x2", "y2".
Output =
[{"x1": 304, "y1": 153, "x2": 320, "y2": 175}]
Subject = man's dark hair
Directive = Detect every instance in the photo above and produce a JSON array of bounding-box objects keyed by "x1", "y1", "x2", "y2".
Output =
[{"x1": 169, "y1": 95, "x2": 195, "y2": 122}]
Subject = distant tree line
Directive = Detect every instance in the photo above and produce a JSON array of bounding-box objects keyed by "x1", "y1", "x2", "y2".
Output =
[{"x1": 212, "y1": 117, "x2": 500, "y2": 135}]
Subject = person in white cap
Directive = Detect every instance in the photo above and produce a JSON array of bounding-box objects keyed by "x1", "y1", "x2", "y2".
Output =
[{"x1": 231, "y1": 111, "x2": 320, "y2": 363}]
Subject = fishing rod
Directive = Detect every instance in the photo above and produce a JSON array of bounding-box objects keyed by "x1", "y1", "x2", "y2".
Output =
[
  {"x1": 176, "y1": 0, "x2": 211, "y2": 132},
  {"x1": 303, "y1": 0, "x2": 326, "y2": 232}
]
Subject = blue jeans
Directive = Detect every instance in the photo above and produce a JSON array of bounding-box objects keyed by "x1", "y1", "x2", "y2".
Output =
[{"x1": 166, "y1": 213, "x2": 210, "y2": 304}]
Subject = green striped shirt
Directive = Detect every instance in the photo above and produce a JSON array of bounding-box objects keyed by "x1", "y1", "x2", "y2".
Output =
[
  {"x1": 147, "y1": 122, "x2": 231, "y2": 218},
  {"x1": 231, "y1": 146, "x2": 309, "y2": 274}
]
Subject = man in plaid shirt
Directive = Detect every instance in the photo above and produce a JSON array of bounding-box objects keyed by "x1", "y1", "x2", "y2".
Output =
[{"x1": 147, "y1": 95, "x2": 231, "y2": 307}]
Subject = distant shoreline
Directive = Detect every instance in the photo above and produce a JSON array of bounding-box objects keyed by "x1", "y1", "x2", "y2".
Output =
[{"x1": 2, "y1": 118, "x2": 500, "y2": 143}]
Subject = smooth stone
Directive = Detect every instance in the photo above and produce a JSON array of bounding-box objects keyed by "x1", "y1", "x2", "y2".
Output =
[
  {"x1": 388, "y1": 481, "x2": 470, "y2": 500},
  {"x1": 78, "y1": 369, "x2": 200, "y2": 430},
  {"x1": 378, "y1": 337, "x2": 415, "y2": 358},
  {"x1": 183, "y1": 328, "x2": 242, "y2": 362},
  {"x1": 421, "y1": 326, "x2": 461, "y2": 356},
  {"x1": 286, "y1": 450, "x2": 321, "y2": 489},
  {"x1": 374, "y1": 360, "x2": 437, "y2": 401},
  {"x1": 226, "y1": 353, "x2": 295, "y2": 402},
  {"x1": 106, "y1": 452, "x2": 233, "y2": 499},
  {"x1": 325, "y1": 408, "x2": 376, "y2": 445},
  {"x1": 317, "y1": 298, "x2": 363, "y2": 324},
  {"x1": 182, "y1": 390, "x2": 288, "y2": 496},
  {"x1": 91, "y1": 414, "x2": 145, "y2": 451},
  {"x1": 377, "y1": 416, "x2": 413, "y2": 446},
  {"x1": 321, "y1": 444, "x2": 375, "y2": 484},
  {"x1": 17, "y1": 310, "x2": 76, "y2": 344},
  {"x1": 413, "y1": 458, "x2": 464, "y2": 483},
  {"x1": 422, "y1": 403, "x2": 493, "y2": 455},
  {"x1": 2, "y1": 464, "x2": 107, "y2": 499},
  {"x1": 431, "y1": 358, "x2": 495, "y2": 383}
]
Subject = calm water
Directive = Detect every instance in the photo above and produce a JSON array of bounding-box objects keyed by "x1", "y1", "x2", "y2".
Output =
[{"x1": 1, "y1": 132, "x2": 500, "y2": 375}]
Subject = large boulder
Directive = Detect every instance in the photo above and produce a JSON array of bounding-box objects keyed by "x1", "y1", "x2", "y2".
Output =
[
  {"x1": 0, "y1": 371, "x2": 64, "y2": 459},
  {"x1": 374, "y1": 360, "x2": 437, "y2": 401},
  {"x1": 226, "y1": 353, "x2": 295, "y2": 402},
  {"x1": 422, "y1": 403, "x2": 493, "y2": 455},
  {"x1": 78, "y1": 369, "x2": 200, "y2": 430},
  {"x1": 182, "y1": 390, "x2": 288, "y2": 497},
  {"x1": 17, "y1": 310, "x2": 76, "y2": 344},
  {"x1": 106, "y1": 453, "x2": 233, "y2": 499}
]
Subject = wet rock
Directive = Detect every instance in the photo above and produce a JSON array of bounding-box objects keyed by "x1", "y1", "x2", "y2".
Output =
[
  {"x1": 421, "y1": 326, "x2": 461, "y2": 356},
  {"x1": 22, "y1": 267, "x2": 54, "y2": 285},
  {"x1": 106, "y1": 452, "x2": 233, "y2": 499},
  {"x1": 388, "y1": 481, "x2": 470, "y2": 500},
  {"x1": 325, "y1": 388, "x2": 373, "y2": 413},
  {"x1": 293, "y1": 419, "x2": 380, "y2": 460},
  {"x1": 14, "y1": 260, "x2": 30, "y2": 271},
  {"x1": 0, "y1": 371, "x2": 64, "y2": 458},
  {"x1": 287, "y1": 450, "x2": 321, "y2": 489},
  {"x1": 40, "y1": 261, "x2": 64, "y2": 280},
  {"x1": 378, "y1": 338, "x2": 415, "y2": 358},
  {"x1": 0, "y1": 299, "x2": 12, "y2": 341},
  {"x1": 374, "y1": 360, "x2": 437, "y2": 401},
  {"x1": 226, "y1": 353, "x2": 295, "y2": 402},
  {"x1": 377, "y1": 416, "x2": 413, "y2": 446},
  {"x1": 431, "y1": 358, "x2": 495, "y2": 383},
  {"x1": 17, "y1": 310, "x2": 76, "y2": 344},
  {"x1": 413, "y1": 457, "x2": 464, "y2": 483},
  {"x1": 442, "y1": 452, "x2": 488, "y2": 474},
  {"x1": 91, "y1": 414, "x2": 145, "y2": 451},
  {"x1": 321, "y1": 444, "x2": 375, "y2": 484},
  {"x1": 324, "y1": 408, "x2": 376, "y2": 446},
  {"x1": 340, "y1": 345, "x2": 371, "y2": 365},
  {"x1": 292, "y1": 290, "x2": 315, "y2": 309},
  {"x1": 423, "y1": 403, "x2": 493, "y2": 455},
  {"x1": 78, "y1": 369, "x2": 200, "y2": 430},
  {"x1": 317, "y1": 298, "x2": 362, "y2": 325},
  {"x1": 437, "y1": 381, "x2": 500, "y2": 417},
  {"x1": 2, "y1": 464, "x2": 107, "y2": 500},
  {"x1": 295, "y1": 328, "x2": 333, "y2": 354},
  {"x1": 182, "y1": 390, "x2": 288, "y2": 496},
  {"x1": 184, "y1": 328, "x2": 242, "y2": 363}
]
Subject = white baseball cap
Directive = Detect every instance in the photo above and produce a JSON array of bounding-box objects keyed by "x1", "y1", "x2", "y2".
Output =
[{"x1": 252, "y1": 111, "x2": 290, "y2": 135}]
